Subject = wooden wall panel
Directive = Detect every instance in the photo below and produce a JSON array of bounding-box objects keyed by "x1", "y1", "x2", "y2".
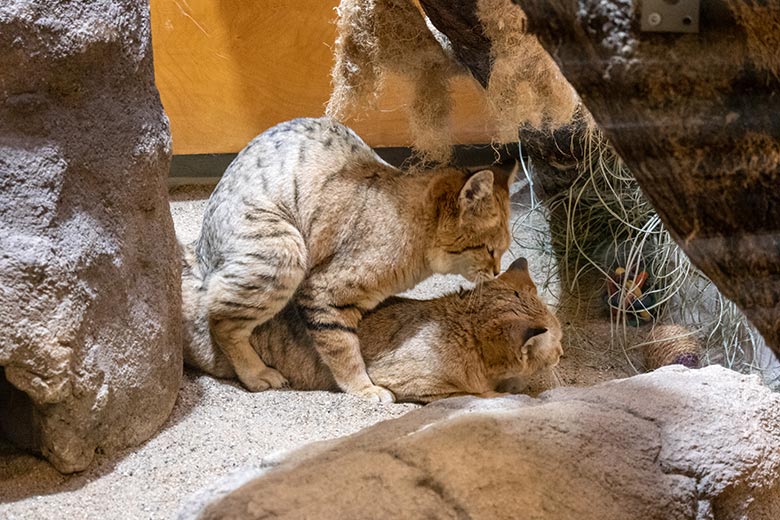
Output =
[{"x1": 150, "y1": 0, "x2": 496, "y2": 155}]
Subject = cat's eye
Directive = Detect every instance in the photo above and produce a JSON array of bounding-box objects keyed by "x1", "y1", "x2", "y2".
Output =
[{"x1": 487, "y1": 247, "x2": 495, "y2": 257}]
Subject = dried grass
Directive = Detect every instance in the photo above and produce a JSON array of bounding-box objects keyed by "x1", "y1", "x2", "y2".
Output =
[
  {"x1": 327, "y1": 0, "x2": 458, "y2": 162},
  {"x1": 476, "y1": 0, "x2": 578, "y2": 141},
  {"x1": 512, "y1": 128, "x2": 774, "y2": 382},
  {"x1": 642, "y1": 324, "x2": 701, "y2": 371},
  {"x1": 327, "y1": 0, "x2": 579, "y2": 161}
]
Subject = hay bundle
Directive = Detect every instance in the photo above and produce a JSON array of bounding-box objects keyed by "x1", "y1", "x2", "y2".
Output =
[
  {"x1": 643, "y1": 325, "x2": 701, "y2": 371},
  {"x1": 513, "y1": 128, "x2": 765, "y2": 377},
  {"x1": 327, "y1": 0, "x2": 458, "y2": 162},
  {"x1": 327, "y1": 0, "x2": 579, "y2": 161},
  {"x1": 476, "y1": 0, "x2": 578, "y2": 141}
]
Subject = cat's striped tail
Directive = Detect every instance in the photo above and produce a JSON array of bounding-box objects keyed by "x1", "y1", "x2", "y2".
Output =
[{"x1": 180, "y1": 240, "x2": 234, "y2": 377}]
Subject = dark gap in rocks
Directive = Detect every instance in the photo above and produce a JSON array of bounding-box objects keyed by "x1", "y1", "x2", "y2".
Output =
[{"x1": 0, "y1": 366, "x2": 41, "y2": 454}]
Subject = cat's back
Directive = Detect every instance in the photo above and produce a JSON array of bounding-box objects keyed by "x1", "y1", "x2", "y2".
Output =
[
  {"x1": 210, "y1": 117, "x2": 380, "y2": 206},
  {"x1": 358, "y1": 296, "x2": 442, "y2": 362},
  {"x1": 197, "y1": 118, "x2": 386, "y2": 261}
]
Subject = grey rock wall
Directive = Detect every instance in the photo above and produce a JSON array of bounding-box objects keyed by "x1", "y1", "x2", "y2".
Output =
[
  {"x1": 0, "y1": 0, "x2": 181, "y2": 473},
  {"x1": 182, "y1": 366, "x2": 780, "y2": 519}
]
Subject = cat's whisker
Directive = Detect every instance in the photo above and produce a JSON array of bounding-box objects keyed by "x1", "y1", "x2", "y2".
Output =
[
  {"x1": 467, "y1": 281, "x2": 476, "y2": 306},
  {"x1": 476, "y1": 281, "x2": 485, "y2": 307},
  {"x1": 548, "y1": 367, "x2": 563, "y2": 388},
  {"x1": 466, "y1": 286, "x2": 477, "y2": 310},
  {"x1": 467, "y1": 277, "x2": 487, "y2": 310}
]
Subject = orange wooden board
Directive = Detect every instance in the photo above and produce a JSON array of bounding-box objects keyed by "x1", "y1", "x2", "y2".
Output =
[{"x1": 150, "y1": 0, "x2": 495, "y2": 155}]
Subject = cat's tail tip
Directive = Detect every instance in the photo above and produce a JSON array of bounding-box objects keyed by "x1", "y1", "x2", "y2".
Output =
[{"x1": 179, "y1": 239, "x2": 204, "y2": 281}]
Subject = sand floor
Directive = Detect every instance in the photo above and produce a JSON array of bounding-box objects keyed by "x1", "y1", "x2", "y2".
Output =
[{"x1": 0, "y1": 182, "x2": 637, "y2": 519}]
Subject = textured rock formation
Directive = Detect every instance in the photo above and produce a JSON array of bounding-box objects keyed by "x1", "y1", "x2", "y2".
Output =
[
  {"x1": 0, "y1": 1, "x2": 181, "y2": 473},
  {"x1": 181, "y1": 366, "x2": 780, "y2": 519},
  {"x1": 514, "y1": 0, "x2": 780, "y2": 358}
]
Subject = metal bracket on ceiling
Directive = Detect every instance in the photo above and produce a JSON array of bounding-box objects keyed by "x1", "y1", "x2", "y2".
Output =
[{"x1": 640, "y1": 0, "x2": 700, "y2": 33}]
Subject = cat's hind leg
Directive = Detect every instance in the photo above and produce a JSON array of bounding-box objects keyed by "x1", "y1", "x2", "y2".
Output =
[{"x1": 206, "y1": 223, "x2": 307, "y2": 391}]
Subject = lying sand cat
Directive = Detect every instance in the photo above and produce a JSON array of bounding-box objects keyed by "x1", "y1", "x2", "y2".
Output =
[
  {"x1": 187, "y1": 257, "x2": 563, "y2": 403},
  {"x1": 183, "y1": 117, "x2": 515, "y2": 402}
]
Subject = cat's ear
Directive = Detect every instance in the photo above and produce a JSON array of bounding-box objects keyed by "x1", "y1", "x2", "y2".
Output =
[
  {"x1": 465, "y1": 161, "x2": 518, "y2": 190},
  {"x1": 519, "y1": 327, "x2": 549, "y2": 361},
  {"x1": 508, "y1": 257, "x2": 528, "y2": 271},
  {"x1": 499, "y1": 257, "x2": 538, "y2": 294},
  {"x1": 458, "y1": 170, "x2": 495, "y2": 218}
]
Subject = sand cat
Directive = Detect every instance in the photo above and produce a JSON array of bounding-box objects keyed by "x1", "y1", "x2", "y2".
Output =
[
  {"x1": 358, "y1": 257, "x2": 563, "y2": 401},
  {"x1": 183, "y1": 117, "x2": 515, "y2": 402},
  {"x1": 186, "y1": 257, "x2": 562, "y2": 402}
]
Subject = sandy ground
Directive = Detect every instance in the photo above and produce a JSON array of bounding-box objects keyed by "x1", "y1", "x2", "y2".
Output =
[{"x1": 0, "y1": 182, "x2": 637, "y2": 519}]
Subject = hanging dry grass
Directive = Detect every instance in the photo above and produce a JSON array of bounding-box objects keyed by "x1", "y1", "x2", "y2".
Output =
[
  {"x1": 327, "y1": 0, "x2": 580, "y2": 161},
  {"x1": 512, "y1": 128, "x2": 775, "y2": 383},
  {"x1": 476, "y1": 0, "x2": 578, "y2": 141},
  {"x1": 326, "y1": 0, "x2": 459, "y2": 162}
]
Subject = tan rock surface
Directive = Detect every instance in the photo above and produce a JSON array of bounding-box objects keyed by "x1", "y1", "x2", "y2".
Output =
[{"x1": 184, "y1": 366, "x2": 780, "y2": 520}]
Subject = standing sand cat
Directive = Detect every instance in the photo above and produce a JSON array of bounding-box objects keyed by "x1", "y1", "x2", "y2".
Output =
[
  {"x1": 183, "y1": 117, "x2": 515, "y2": 402},
  {"x1": 187, "y1": 257, "x2": 563, "y2": 403}
]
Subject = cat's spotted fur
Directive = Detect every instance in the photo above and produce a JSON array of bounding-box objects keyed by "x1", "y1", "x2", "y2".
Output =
[
  {"x1": 183, "y1": 117, "x2": 515, "y2": 402},
  {"x1": 187, "y1": 257, "x2": 563, "y2": 402}
]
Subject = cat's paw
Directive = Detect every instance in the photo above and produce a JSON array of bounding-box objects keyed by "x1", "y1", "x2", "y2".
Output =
[
  {"x1": 238, "y1": 367, "x2": 289, "y2": 392},
  {"x1": 354, "y1": 384, "x2": 395, "y2": 404},
  {"x1": 478, "y1": 390, "x2": 511, "y2": 399}
]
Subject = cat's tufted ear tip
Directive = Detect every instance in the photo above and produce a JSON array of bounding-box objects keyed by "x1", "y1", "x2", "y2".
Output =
[
  {"x1": 499, "y1": 257, "x2": 537, "y2": 294},
  {"x1": 507, "y1": 257, "x2": 528, "y2": 272},
  {"x1": 465, "y1": 160, "x2": 517, "y2": 189},
  {"x1": 458, "y1": 169, "x2": 495, "y2": 215}
]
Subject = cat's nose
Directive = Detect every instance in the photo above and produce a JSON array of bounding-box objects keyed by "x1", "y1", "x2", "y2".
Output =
[{"x1": 492, "y1": 263, "x2": 500, "y2": 276}]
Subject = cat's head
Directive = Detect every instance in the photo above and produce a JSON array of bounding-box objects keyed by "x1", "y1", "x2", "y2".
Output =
[
  {"x1": 427, "y1": 163, "x2": 516, "y2": 282},
  {"x1": 469, "y1": 257, "x2": 564, "y2": 382}
]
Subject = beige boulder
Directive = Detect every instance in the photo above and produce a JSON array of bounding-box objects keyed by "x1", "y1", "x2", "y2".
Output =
[{"x1": 181, "y1": 366, "x2": 780, "y2": 519}]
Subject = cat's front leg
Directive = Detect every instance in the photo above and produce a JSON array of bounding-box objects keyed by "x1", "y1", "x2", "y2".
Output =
[
  {"x1": 312, "y1": 327, "x2": 394, "y2": 403},
  {"x1": 297, "y1": 298, "x2": 394, "y2": 403}
]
